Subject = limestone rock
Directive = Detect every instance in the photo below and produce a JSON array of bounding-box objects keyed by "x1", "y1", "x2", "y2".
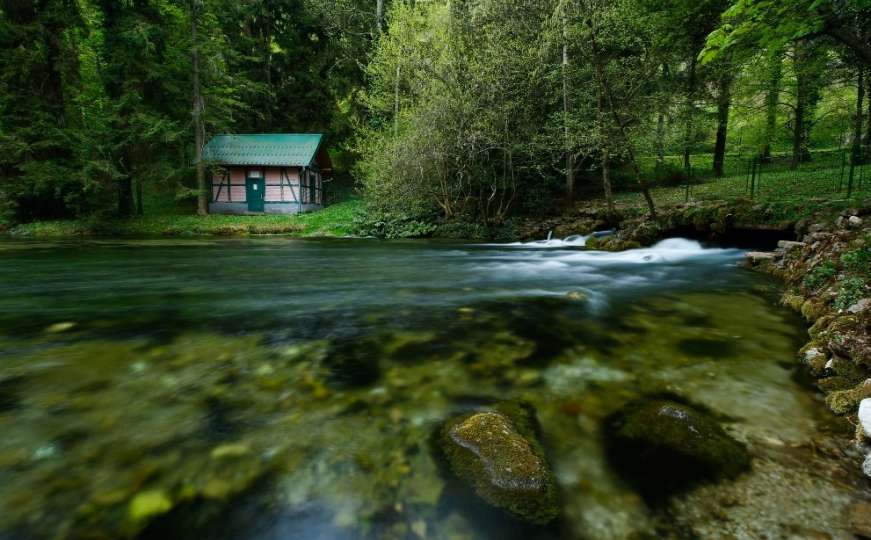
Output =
[
  {"x1": 860, "y1": 399, "x2": 871, "y2": 434},
  {"x1": 864, "y1": 454, "x2": 871, "y2": 479},
  {"x1": 848, "y1": 298, "x2": 871, "y2": 314},
  {"x1": 440, "y1": 408, "x2": 558, "y2": 524},
  {"x1": 746, "y1": 252, "x2": 776, "y2": 264},
  {"x1": 849, "y1": 216, "x2": 864, "y2": 229},
  {"x1": 777, "y1": 240, "x2": 805, "y2": 251}
]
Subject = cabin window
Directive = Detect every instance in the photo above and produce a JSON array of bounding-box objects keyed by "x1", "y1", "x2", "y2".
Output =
[{"x1": 247, "y1": 170, "x2": 262, "y2": 179}]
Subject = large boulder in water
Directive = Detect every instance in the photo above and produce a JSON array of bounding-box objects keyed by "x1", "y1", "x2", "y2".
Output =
[
  {"x1": 440, "y1": 407, "x2": 559, "y2": 525},
  {"x1": 605, "y1": 399, "x2": 750, "y2": 498}
]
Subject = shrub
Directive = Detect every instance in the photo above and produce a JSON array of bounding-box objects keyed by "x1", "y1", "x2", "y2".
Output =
[
  {"x1": 652, "y1": 162, "x2": 690, "y2": 187},
  {"x1": 353, "y1": 209, "x2": 437, "y2": 239},
  {"x1": 834, "y1": 278, "x2": 868, "y2": 311},
  {"x1": 803, "y1": 261, "x2": 837, "y2": 291}
]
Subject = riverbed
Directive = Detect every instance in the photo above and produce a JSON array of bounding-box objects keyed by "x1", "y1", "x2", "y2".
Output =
[{"x1": 0, "y1": 238, "x2": 866, "y2": 539}]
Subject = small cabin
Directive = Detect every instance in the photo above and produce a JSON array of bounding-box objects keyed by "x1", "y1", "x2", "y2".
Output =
[{"x1": 202, "y1": 133, "x2": 332, "y2": 215}]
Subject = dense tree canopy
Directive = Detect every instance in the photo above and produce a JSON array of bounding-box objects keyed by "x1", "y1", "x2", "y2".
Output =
[{"x1": 0, "y1": 0, "x2": 868, "y2": 226}]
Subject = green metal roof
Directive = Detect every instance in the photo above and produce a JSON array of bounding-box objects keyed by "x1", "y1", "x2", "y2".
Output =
[{"x1": 202, "y1": 134, "x2": 324, "y2": 167}]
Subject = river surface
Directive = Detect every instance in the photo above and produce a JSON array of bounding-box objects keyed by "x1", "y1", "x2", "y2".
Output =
[{"x1": 0, "y1": 238, "x2": 867, "y2": 539}]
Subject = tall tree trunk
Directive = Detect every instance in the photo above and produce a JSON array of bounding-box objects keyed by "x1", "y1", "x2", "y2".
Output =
[
  {"x1": 853, "y1": 66, "x2": 865, "y2": 165},
  {"x1": 135, "y1": 178, "x2": 144, "y2": 215},
  {"x1": 656, "y1": 113, "x2": 665, "y2": 165},
  {"x1": 655, "y1": 64, "x2": 669, "y2": 166},
  {"x1": 791, "y1": 43, "x2": 819, "y2": 169},
  {"x1": 118, "y1": 177, "x2": 133, "y2": 216},
  {"x1": 713, "y1": 71, "x2": 732, "y2": 177},
  {"x1": 594, "y1": 62, "x2": 613, "y2": 214},
  {"x1": 683, "y1": 50, "x2": 699, "y2": 173},
  {"x1": 376, "y1": 0, "x2": 385, "y2": 33},
  {"x1": 394, "y1": 64, "x2": 401, "y2": 139},
  {"x1": 762, "y1": 50, "x2": 782, "y2": 160},
  {"x1": 562, "y1": 10, "x2": 575, "y2": 204},
  {"x1": 192, "y1": 0, "x2": 207, "y2": 216},
  {"x1": 792, "y1": 73, "x2": 807, "y2": 169},
  {"x1": 866, "y1": 73, "x2": 871, "y2": 145}
]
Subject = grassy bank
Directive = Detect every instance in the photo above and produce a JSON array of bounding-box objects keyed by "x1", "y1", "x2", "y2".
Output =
[{"x1": 6, "y1": 198, "x2": 364, "y2": 239}]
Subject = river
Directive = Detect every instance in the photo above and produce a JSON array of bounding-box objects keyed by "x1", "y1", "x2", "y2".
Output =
[{"x1": 0, "y1": 237, "x2": 866, "y2": 539}]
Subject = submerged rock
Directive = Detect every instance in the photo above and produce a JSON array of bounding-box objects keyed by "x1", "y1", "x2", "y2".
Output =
[
  {"x1": 128, "y1": 490, "x2": 173, "y2": 524},
  {"x1": 440, "y1": 408, "x2": 559, "y2": 524},
  {"x1": 45, "y1": 321, "x2": 76, "y2": 334},
  {"x1": 605, "y1": 400, "x2": 750, "y2": 498}
]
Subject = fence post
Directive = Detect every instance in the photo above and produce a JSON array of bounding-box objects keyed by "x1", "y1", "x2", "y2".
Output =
[
  {"x1": 684, "y1": 164, "x2": 691, "y2": 202},
  {"x1": 745, "y1": 159, "x2": 752, "y2": 192},
  {"x1": 750, "y1": 158, "x2": 757, "y2": 200},
  {"x1": 756, "y1": 156, "x2": 762, "y2": 197},
  {"x1": 847, "y1": 154, "x2": 856, "y2": 199},
  {"x1": 839, "y1": 149, "x2": 847, "y2": 192}
]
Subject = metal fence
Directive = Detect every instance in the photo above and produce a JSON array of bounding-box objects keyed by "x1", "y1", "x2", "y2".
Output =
[{"x1": 624, "y1": 146, "x2": 871, "y2": 207}]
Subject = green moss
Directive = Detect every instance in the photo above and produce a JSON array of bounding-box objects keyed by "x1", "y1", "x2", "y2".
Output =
[
  {"x1": 781, "y1": 293, "x2": 805, "y2": 313},
  {"x1": 825, "y1": 381, "x2": 871, "y2": 415},
  {"x1": 440, "y1": 406, "x2": 559, "y2": 525},
  {"x1": 128, "y1": 490, "x2": 173, "y2": 523},
  {"x1": 800, "y1": 299, "x2": 827, "y2": 322}
]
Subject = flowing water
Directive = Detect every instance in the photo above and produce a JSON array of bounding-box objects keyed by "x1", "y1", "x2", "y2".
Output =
[{"x1": 0, "y1": 238, "x2": 867, "y2": 539}]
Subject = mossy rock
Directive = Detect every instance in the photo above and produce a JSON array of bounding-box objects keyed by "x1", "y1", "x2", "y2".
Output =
[
  {"x1": 439, "y1": 405, "x2": 559, "y2": 525},
  {"x1": 825, "y1": 380, "x2": 871, "y2": 415},
  {"x1": 781, "y1": 293, "x2": 806, "y2": 313},
  {"x1": 584, "y1": 236, "x2": 601, "y2": 250},
  {"x1": 801, "y1": 299, "x2": 828, "y2": 322},
  {"x1": 605, "y1": 399, "x2": 750, "y2": 501}
]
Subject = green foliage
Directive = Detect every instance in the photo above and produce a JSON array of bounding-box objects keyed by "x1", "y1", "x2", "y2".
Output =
[
  {"x1": 834, "y1": 277, "x2": 868, "y2": 311},
  {"x1": 651, "y1": 162, "x2": 690, "y2": 187},
  {"x1": 356, "y1": 0, "x2": 557, "y2": 224},
  {"x1": 352, "y1": 208, "x2": 437, "y2": 239},
  {"x1": 0, "y1": 0, "x2": 373, "y2": 224},
  {"x1": 2, "y1": 0, "x2": 869, "y2": 230},
  {"x1": 804, "y1": 261, "x2": 837, "y2": 291},
  {"x1": 841, "y1": 247, "x2": 871, "y2": 275}
]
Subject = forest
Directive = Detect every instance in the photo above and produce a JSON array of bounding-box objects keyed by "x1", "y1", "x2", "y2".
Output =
[{"x1": 1, "y1": 0, "x2": 870, "y2": 230}]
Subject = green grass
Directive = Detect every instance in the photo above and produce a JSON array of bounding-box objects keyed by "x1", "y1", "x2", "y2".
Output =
[
  {"x1": 7, "y1": 198, "x2": 364, "y2": 239},
  {"x1": 618, "y1": 160, "x2": 871, "y2": 209}
]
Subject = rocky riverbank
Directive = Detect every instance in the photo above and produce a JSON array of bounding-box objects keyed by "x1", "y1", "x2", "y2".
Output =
[{"x1": 744, "y1": 209, "x2": 871, "y2": 464}]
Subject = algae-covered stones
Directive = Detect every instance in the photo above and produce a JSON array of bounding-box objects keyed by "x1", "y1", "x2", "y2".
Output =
[
  {"x1": 128, "y1": 489, "x2": 173, "y2": 523},
  {"x1": 45, "y1": 321, "x2": 76, "y2": 334},
  {"x1": 440, "y1": 408, "x2": 559, "y2": 525},
  {"x1": 606, "y1": 400, "x2": 750, "y2": 497}
]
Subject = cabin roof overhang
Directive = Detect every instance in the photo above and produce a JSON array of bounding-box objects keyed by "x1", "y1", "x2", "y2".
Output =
[{"x1": 202, "y1": 134, "x2": 331, "y2": 173}]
